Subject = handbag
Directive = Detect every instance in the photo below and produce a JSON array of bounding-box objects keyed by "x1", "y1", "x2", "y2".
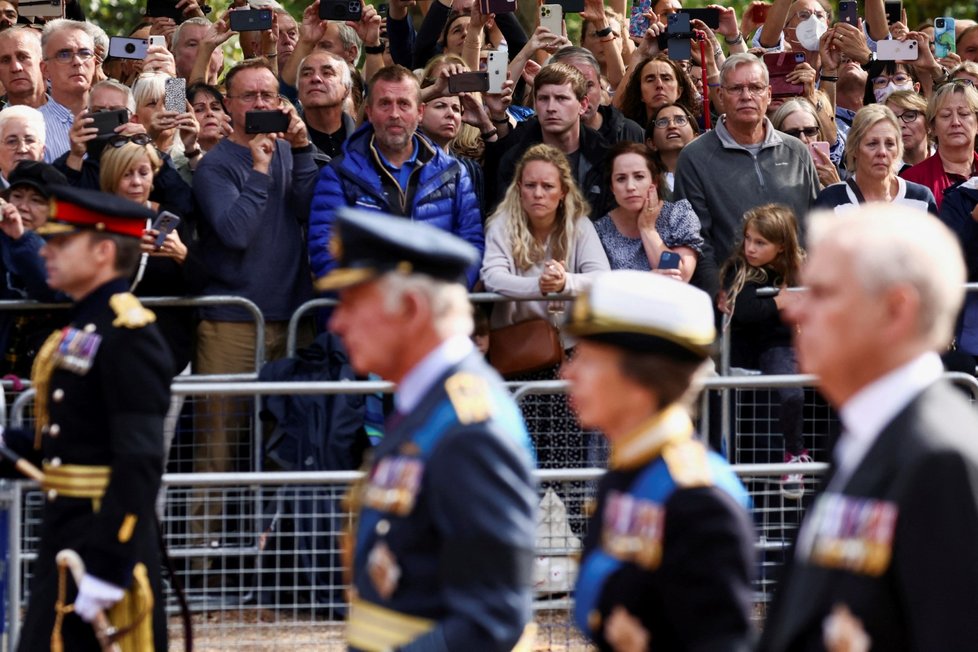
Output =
[{"x1": 489, "y1": 318, "x2": 564, "y2": 378}]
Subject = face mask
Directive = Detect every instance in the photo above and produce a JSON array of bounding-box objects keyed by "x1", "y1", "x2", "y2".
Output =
[
  {"x1": 874, "y1": 81, "x2": 913, "y2": 103},
  {"x1": 794, "y1": 14, "x2": 827, "y2": 52}
]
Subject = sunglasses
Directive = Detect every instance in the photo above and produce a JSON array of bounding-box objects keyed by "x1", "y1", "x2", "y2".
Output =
[
  {"x1": 107, "y1": 133, "x2": 153, "y2": 148},
  {"x1": 782, "y1": 126, "x2": 820, "y2": 139}
]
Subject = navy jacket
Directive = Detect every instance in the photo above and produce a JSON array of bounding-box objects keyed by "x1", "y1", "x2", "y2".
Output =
[{"x1": 308, "y1": 123, "x2": 483, "y2": 287}]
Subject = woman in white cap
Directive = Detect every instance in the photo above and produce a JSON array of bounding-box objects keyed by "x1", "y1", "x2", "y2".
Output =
[{"x1": 564, "y1": 270, "x2": 755, "y2": 651}]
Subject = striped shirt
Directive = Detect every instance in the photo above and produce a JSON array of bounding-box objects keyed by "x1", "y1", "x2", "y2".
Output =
[{"x1": 39, "y1": 97, "x2": 74, "y2": 163}]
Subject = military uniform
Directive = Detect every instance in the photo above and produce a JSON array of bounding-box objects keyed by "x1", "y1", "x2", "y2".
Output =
[
  {"x1": 316, "y1": 209, "x2": 538, "y2": 652},
  {"x1": 14, "y1": 188, "x2": 173, "y2": 652}
]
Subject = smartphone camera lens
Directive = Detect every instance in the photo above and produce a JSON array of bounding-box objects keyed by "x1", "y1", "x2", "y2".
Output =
[
  {"x1": 936, "y1": 18, "x2": 944, "y2": 27},
  {"x1": 125, "y1": 42, "x2": 136, "y2": 54},
  {"x1": 348, "y1": 1, "x2": 358, "y2": 11}
]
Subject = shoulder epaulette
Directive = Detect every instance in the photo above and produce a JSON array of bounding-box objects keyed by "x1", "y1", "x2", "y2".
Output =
[
  {"x1": 110, "y1": 293, "x2": 156, "y2": 329},
  {"x1": 444, "y1": 372, "x2": 492, "y2": 425},
  {"x1": 661, "y1": 439, "x2": 712, "y2": 488}
]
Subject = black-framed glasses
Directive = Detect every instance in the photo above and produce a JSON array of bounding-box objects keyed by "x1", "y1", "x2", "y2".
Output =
[
  {"x1": 654, "y1": 114, "x2": 690, "y2": 128},
  {"x1": 893, "y1": 109, "x2": 921, "y2": 123},
  {"x1": 107, "y1": 133, "x2": 153, "y2": 148},
  {"x1": 783, "y1": 126, "x2": 820, "y2": 139},
  {"x1": 47, "y1": 48, "x2": 95, "y2": 64}
]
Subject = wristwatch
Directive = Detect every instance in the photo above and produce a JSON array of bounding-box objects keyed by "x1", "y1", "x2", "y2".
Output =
[{"x1": 595, "y1": 25, "x2": 613, "y2": 38}]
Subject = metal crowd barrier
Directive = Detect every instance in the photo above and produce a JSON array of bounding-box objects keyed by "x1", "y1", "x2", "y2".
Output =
[{"x1": 1, "y1": 462, "x2": 829, "y2": 651}]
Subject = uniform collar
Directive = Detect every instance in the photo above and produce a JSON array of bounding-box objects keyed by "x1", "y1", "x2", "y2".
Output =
[
  {"x1": 609, "y1": 405, "x2": 695, "y2": 470},
  {"x1": 395, "y1": 335, "x2": 474, "y2": 414}
]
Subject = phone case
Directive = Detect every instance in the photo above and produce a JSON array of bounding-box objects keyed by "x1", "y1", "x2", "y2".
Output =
[
  {"x1": 666, "y1": 13, "x2": 692, "y2": 61},
  {"x1": 108, "y1": 37, "x2": 148, "y2": 60},
  {"x1": 839, "y1": 1, "x2": 858, "y2": 26},
  {"x1": 935, "y1": 17, "x2": 956, "y2": 58},
  {"x1": 765, "y1": 52, "x2": 806, "y2": 96},
  {"x1": 629, "y1": 0, "x2": 652, "y2": 39},
  {"x1": 876, "y1": 38, "x2": 918, "y2": 61},
  {"x1": 884, "y1": 1, "x2": 901, "y2": 25},
  {"x1": 808, "y1": 141, "x2": 830, "y2": 160},
  {"x1": 448, "y1": 72, "x2": 489, "y2": 94},
  {"x1": 680, "y1": 8, "x2": 719, "y2": 29},
  {"x1": 146, "y1": 0, "x2": 185, "y2": 24},
  {"x1": 557, "y1": 0, "x2": 585, "y2": 13},
  {"x1": 486, "y1": 50, "x2": 506, "y2": 94},
  {"x1": 152, "y1": 212, "x2": 181, "y2": 247},
  {"x1": 18, "y1": 0, "x2": 62, "y2": 18},
  {"x1": 749, "y1": 4, "x2": 769, "y2": 25},
  {"x1": 230, "y1": 9, "x2": 273, "y2": 32},
  {"x1": 658, "y1": 251, "x2": 681, "y2": 269},
  {"x1": 540, "y1": 4, "x2": 563, "y2": 35},
  {"x1": 149, "y1": 35, "x2": 166, "y2": 49},
  {"x1": 245, "y1": 110, "x2": 290, "y2": 134},
  {"x1": 89, "y1": 109, "x2": 130, "y2": 136},
  {"x1": 479, "y1": 0, "x2": 516, "y2": 13},
  {"x1": 319, "y1": 0, "x2": 363, "y2": 21},
  {"x1": 164, "y1": 78, "x2": 186, "y2": 113}
]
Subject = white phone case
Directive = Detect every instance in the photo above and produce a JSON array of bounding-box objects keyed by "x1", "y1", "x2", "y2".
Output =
[
  {"x1": 487, "y1": 50, "x2": 507, "y2": 94},
  {"x1": 540, "y1": 4, "x2": 563, "y2": 35},
  {"x1": 876, "y1": 39, "x2": 918, "y2": 61}
]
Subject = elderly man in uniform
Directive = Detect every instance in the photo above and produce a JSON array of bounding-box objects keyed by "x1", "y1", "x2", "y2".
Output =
[
  {"x1": 760, "y1": 205, "x2": 978, "y2": 652},
  {"x1": 9, "y1": 185, "x2": 172, "y2": 651},
  {"x1": 319, "y1": 209, "x2": 537, "y2": 652}
]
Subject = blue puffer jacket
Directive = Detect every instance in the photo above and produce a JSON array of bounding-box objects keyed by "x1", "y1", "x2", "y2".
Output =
[{"x1": 308, "y1": 123, "x2": 484, "y2": 287}]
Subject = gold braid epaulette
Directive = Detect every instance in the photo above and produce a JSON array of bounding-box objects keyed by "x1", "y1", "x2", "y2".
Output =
[{"x1": 31, "y1": 329, "x2": 63, "y2": 450}]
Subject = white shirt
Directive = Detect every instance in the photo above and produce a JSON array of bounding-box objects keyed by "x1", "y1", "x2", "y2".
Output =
[
  {"x1": 395, "y1": 335, "x2": 474, "y2": 414},
  {"x1": 831, "y1": 352, "x2": 943, "y2": 490}
]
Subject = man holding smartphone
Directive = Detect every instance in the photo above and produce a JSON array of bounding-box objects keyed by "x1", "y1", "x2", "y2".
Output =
[
  {"x1": 38, "y1": 19, "x2": 97, "y2": 163},
  {"x1": 192, "y1": 58, "x2": 318, "y2": 552}
]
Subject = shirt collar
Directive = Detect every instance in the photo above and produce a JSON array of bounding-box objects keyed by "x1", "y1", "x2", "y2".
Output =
[
  {"x1": 375, "y1": 135, "x2": 419, "y2": 171},
  {"x1": 395, "y1": 334, "x2": 474, "y2": 413},
  {"x1": 836, "y1": 352, "x2": 943, "y2": 471},
  {"x1": 46, "y1": 96, "x2": 74, "y2": 122}
]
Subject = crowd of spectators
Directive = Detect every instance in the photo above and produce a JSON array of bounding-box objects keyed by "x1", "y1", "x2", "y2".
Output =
[{"x1": 1, "y1": 0, "x2": 977, "y2": 478}]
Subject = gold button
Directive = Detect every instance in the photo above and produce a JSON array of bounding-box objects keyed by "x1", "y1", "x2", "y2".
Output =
[
  {"x1": 588, "y1": 609, "x2": 602, "y2": 632},
  {"x1": 84, "y1": 323, "x2": 96, "y2": 333},
  {"x1": 49, "y1": 457, "x2": 61, "y2": 468},
  {"x1": 49, "y1": 424, "x2": 60, "y2": 437},
  {"x1": 52, "y1": 389, "x2": 64, "y2": 402},
  {"x1": 376, "y1": 519, "x2": 390, "y2": 536},
  {"x1": 41, "y1": 425, "x2": 49, "y2": 435},
  {"x1": 46, "y1": 489, "x2": 57, "y2": 501}
]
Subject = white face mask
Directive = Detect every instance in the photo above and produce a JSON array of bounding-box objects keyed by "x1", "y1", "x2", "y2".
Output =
[
  {"x1": 874, "y1": 81, "x2": 913, "y2": 103},
  {"x1": 794, "y1": 14, "x2": 827, "y2": 51}
]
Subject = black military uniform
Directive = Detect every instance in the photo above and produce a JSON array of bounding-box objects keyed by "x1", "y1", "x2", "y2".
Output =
[
  {"x1": 316, "y1": 210, "x2": 538, "y2": 652},
  {"x1": 14, "y1": 186, "x2": 173, "y2": 652}
]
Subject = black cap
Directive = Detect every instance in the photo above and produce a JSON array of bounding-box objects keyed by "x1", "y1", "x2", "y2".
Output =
[
  {"x1": 3, "y1": 161, "x2": 67, "y2": 199},
  {"x1": 35, "y1": 185, "x2": 157, "y2": 239},
  {"x1": 314, "y1": 208, "x2": 479, "y2": 291}
]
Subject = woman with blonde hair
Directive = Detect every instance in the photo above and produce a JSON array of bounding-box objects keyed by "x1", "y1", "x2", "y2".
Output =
[
  {"x1": 884, "y1": 89, "x2": 931, "y2": 171},
  {"x1": 482, "y1": 143, "x2": 609, "y2": 468},
  {"x1": 132, "y1": 72, "x2": 201, "y2": 178}
]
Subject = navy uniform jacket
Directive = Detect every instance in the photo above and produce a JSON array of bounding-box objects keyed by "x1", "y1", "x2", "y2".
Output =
[
  {"x1": 760, "y1": 381, "x2": 978, "y2": 652},
  {"x1": 17, "y1": 278, "x2": 173, "y2": 652},
  {"x1": 574, "y1": 408, "x2": 756, "y2": 652},
  {"x1": 347, "y1": 353, "x2": 537, "y2": 652}
]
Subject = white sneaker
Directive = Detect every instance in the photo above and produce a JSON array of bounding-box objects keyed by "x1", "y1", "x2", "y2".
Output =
[{"x1": 781, "y1": 451, "x2": 812, "y2": 500}]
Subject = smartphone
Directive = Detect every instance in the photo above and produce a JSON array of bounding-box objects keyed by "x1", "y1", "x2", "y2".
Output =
[
  {"x1": 748, "y1": 3, "x2": 769, "y2": 25},
  {"x1": 89, "y1": 109, "x2": 130, "y2": 137},
  {"x1": 479, "y1": 0, "x2": 516, "y2": 13},
  {"x1": 245, "y1": 109, "x2": 290, "y2": 134},
  {"x1": 319, "y1": 0, "x2": 363, "y2": 21},
  {"x1": 540, "y1": 4, "x2": 563, "y2": 35},
  {"x1": 152, "y1": 211, "x2": 181, "y2": 248},
  {"x1": 934, "y1": 17, "x2": 956, "y2": 59},
  {"x1": 229, "y1": 8, "x2": 273, "y2": 32},
  {"x1": 839, "y1": 0, "x2": 858, "y2": 27},
  {"x1": 658, "y1": 251, "x2": 681, "y2": 270},
  {"x1": 679, "y1": 8, "x2": 719, "y2": 29},
  {"x1": 145, "y1": 0, "x2": 186, "y2": 24},
  {"x1": 376, "y1": 3, "x2": 388, "y2": 18},
  {"x1": 448, "y1": 71, "x2": 490, "y2": 93},
  {"x1": 808, "y1": 141, "x2": 830, "y2": 161},
  {"x1": 629, "y1": 0, "x2": 652, "y2": 39},
  {"x1": 164, "y1": 77, "x2": 186, "y2": 113},
  {"x1": 884, "y1": 0, "x2": 901, "y2": 25},
  {"x1": 876, "y1": 38, "x2": 918, "y2": 61},
  {"x1": 108, "y1": 36, "x2": 148, "y2": 60},
  {"x1": 764, "y1": 51, "x2": 806, "y2": 96},
  {"x1": 666, "y1": 12, "x2": 692, "y2": 61},
  {"x1": 18, "y1": 0, "x2": 62, "y2": 18},
  {"x1": 149, "y1": 35, "x2": 166, "y2": 49},
  {"x1": 556, "y1": 0, "x2": 585, "y2": 12},
  {"x1": 486, "y1": 50, "x2": 507, "y2": 94}
]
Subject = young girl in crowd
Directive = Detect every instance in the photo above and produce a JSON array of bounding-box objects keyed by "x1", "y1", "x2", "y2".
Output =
[{"x1": 721, "y1": 204, "x2": 809, "y2": 498}]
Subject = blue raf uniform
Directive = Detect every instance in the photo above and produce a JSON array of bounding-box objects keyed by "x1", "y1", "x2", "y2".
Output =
[{"x1": 315, "y1": 209, "x2": 538, "y2": 652}]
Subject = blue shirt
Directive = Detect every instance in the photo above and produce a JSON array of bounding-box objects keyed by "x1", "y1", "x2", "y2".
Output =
[
  {"x1": 375, "y1": 136, "x2": 419, "y2": 192},
  {"x1": 39, "y1": 97, "x2": 74, "y2": 163}
]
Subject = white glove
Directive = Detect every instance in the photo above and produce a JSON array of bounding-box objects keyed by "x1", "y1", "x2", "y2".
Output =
[{"x1": 74, "y1": 573, "x2": 125, "y2": 623}]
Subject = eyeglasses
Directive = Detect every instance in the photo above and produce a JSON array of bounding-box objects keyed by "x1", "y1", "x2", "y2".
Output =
[
  {"x1": 943, "y1": 78, "x2": 976, "y2": 88},
  {"x1": 47, "y1": 48, "x2": 95, "y2": 64},
  {"x1": 227, "y1": 91, "x2": 280, "y2": 106},
  {"x1": 871, "y1": 73, "x2": 912, "y2": 89},
  {"x1": 793, "y1": 9, "x2": 827, "y2": 21},
  {"x1": 782, "y1": 126, "x2": 820, "y2": 139},
  {"x1": 107, "y1": 133, "x2": 153, "y2": 148},
  {"x1": 721, "y1": 84, "x2": 768, "y2": 96},
  {"x1": 893, "y1": 109, "x2": 920, "y2": 123},
  {"x1": 654, "y1": 114, "x2": 689, "y2": 128},
  {"x1": 2, "y1": 135, "x2": 39, "y2": 149}
]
